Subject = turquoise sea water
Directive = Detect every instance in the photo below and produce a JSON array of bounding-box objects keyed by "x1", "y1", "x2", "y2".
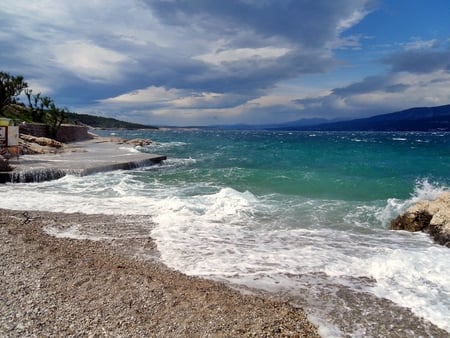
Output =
[
  {"x1": 130, "y1": 129, "x2": 450, "y2": 200},
  {"x1": 2, "y1": 129, "x2": 450, "y2": 337}
]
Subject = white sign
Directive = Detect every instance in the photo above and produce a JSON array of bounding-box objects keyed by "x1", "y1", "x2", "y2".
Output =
[{"x1": 7, "y1": 126, "x2": 19, "y2": 146}]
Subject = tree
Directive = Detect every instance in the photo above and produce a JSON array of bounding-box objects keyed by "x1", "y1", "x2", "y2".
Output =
[
  {"x1": 25, "y1": 89, "x2": 53, "y2": 123},
  {"x1": 38, "y1": 95, "x2": 52, "y2": 123},
  {"x1": 2, "y1": 71, "x2": 68, "y2": 138},
  {"x1": 47, "y1": 103, "x2": 68, "y2": 139},
  {"x1": 25, "y1": 91, "x2": 67, "y2": 136},
  {"x1": 0, "y1": 71, "x2": 28, "y2": 113}
]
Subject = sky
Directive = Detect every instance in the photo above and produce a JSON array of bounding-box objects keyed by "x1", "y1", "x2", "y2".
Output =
[{"x1": 1, "y1": 0, "x2": 450, "y2": 126}]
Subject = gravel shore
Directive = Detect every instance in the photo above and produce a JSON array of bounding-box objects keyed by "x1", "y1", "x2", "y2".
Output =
[{"x1": 0, "y1": 209, "x2": 319, "y2": 337}]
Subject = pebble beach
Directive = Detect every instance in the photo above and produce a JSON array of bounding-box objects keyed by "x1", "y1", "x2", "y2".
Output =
[{"x1": 0, "y1": 208, "x2": 319, "y2": 337}]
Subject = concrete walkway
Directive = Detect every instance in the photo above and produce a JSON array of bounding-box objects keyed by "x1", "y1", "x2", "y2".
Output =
[{"x1": 0, "y1": 139, "x2": 166, "y2": 183}]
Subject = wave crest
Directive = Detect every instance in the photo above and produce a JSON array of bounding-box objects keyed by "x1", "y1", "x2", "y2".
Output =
[{"x1": 379, "y1": 179, "x2": 448, "y2": 226}]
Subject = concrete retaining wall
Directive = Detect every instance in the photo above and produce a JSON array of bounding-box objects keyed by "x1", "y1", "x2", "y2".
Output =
[
  {"x1": 56, "y1": 124, "x2": 91, "y2": 143},
  {"x1": 20, "y1": 123, "x2": 48, "y2": 138},
  {"x1": 20, "y1": 123, "x2": 91, "y2": 143}
]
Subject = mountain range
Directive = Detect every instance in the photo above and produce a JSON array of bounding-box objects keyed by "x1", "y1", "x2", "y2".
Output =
[
  {"x1": 206, "y1": 104, "x2": 450, "y2": 131},
  {"x1": 70, "y1": 104, "x2": 450, "y2": 131}
]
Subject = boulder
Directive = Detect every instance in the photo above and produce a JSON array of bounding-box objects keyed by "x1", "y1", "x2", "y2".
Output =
[
  {"x1": 19, "y1": 134, "x2": 67, "y2": 154},
  {"x1": 390, "y1": 192, "x2": 450, "y2": 247},
  {"x1": 20, "y1": 134, "x2": 65, "y2": 148}
]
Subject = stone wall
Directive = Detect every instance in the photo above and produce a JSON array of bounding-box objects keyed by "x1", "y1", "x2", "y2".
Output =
[
  {"x1": 20, "y1": 123, "x2": 92, "y2": 143},
  {"x1": 20, "y1": 123, "x2": 48, "y2": 138},
  {"x1": 56, "y1": 124, "x2": 92, "y2": 143}
]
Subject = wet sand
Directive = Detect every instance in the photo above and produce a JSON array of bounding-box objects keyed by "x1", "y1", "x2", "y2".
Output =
[{"x1": 0, "y1": 208, "x2": 319, "y2": 337}]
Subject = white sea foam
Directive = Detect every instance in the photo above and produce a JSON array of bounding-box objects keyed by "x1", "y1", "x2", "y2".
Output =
[
  {"x1": 162, "y1": 157, "x2": 197, "y2": 167},
  {"x1": 148, "y1": 183, "x2": 450, "y2": 332},
  {"x1": 44, "y1": 224, "x2": 92, "y2": 240},
  {"x1": 118, "y1": 146, "x2": 139, "y2": 153},
  {"x1": 1, "y1": 173, "x2": 449, "y2": 333},
  {"x1": 379, "y1": 179, "x2": 448, "y2": 226},
  {"x1": 0, "y1": 172, "x2": 156, "y2": 215},
  {"x1": 364, "y1": 247, "x2": 450, "y2": 331},
  {"x1": 139, "y1": 141, "x2": 187, "y2": 151}
]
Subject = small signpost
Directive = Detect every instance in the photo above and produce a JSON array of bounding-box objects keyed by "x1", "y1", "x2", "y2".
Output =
[{"x1": 0, "y1": 118, "x2": 19, "y2": 159}]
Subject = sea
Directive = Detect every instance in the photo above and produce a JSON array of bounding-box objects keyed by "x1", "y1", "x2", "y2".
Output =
[{"x1": 1, "y1": 129, "x2": 450, "y2": 337}]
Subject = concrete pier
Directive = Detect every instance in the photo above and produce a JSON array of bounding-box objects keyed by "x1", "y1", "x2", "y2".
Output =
[{"x1": 0, "y1": 139, "x2": 166, "y2": 183}]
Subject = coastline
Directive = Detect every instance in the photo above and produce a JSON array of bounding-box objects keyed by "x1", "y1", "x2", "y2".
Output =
[
  {"x1": 0, "y1": 208, "x2": 319, "y2": 337},
  {"x1": 1, "y1": 136, "x2": 166, "y2": 183}
]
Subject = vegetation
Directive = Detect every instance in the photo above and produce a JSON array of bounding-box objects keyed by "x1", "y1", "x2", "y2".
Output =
[
  {"x1": 0, "y1": 72, "x2": 27, "y2": 111},
  {"x1": 1, "y1": 71, "x2": 157, "y2": 133},
  {"x1": 0, "y1": 71, "x2": 67, "y2": 137},
  {"x1": 65, "y1": 112, "x2": 158, "y2": 130}
]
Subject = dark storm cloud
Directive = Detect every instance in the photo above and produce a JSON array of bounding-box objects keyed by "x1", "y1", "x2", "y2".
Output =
[
  {"x1": 382, "y1": 47, "x2": 450, "y2": 74},
  {"x1": 332, "y1": 75, "x2": 390, "y2": 96},
  {"x1": 0, "y1": 0, "x2": 382, "y2": 124},
  {"x1": 144, "y1": 0, "x2": 373, "y2": 47},
  {"x1": 158, "y1": 49, "x2": 336, "y2": 94},
  {"x1": 113, "y1": 0, "x2": 372, "y2": 98},
  {"x1": 331, "y1": 75, "x2": 410, "y2": 97}
]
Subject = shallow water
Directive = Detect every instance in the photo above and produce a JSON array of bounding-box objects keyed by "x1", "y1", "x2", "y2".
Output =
[{"x1": 1, "y1": 130, "x2": 450, "y2": 337}]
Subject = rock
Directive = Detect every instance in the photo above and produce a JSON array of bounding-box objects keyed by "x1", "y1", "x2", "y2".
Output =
[
  {"x1": 126, "y1": 138, "x2": 152, "y2": 147},
  {"x1": 90, "y1": 137, "x2": 152, "y2": 147},
  {"x1": 20, "y1": 134, "x2": 65, "y2": 148},
  {"x1": 390, "y1": 192, "x2": 450, "y2": 247},
  {"x1": 19, "y1": 134, "x2": 67, "y2": 155}
]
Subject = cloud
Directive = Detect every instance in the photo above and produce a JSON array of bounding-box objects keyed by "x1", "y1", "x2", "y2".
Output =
[
  {"x1": 100, "y1": 86, "x2": 183, "y2": 107},
  {"x1": 144, "y1": 0, "x2": 372, "y2": 48},
  {"x1": 194, "y1": 46, "x2": 291, "y2": 66},
  {"x1": 52, "y1": 40, "x2": 133, "y2": 83},
  {"x1": 382, "y1": 47, "x2": 450, "y2": 74},
  {"x1": 402, "y1": 38, "x2": 440, "y2": 51},
  {"x1": 99, "y1": 85, "x2": 252, "y2": 114},
  {"x1": 284, "y1": 38, "x2": 450, "y2": 120},
  {"x1": 12, "y1": 0, "x2": 448, "y2": 126},
  {"x1": 294, "y1": 70, "x2": 450, "y2": 119}
]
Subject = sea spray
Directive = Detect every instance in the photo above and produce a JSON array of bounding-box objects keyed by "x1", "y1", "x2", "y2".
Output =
[{"x1": 379, "y1": 178, "x2": 449, "y2": 227}]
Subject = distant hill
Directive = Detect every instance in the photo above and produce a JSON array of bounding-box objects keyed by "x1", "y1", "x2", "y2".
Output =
[
  {"x1": 269, "y1": 117, "x2": 349, "y2": 129},
  {"x1": 276, "y1": 104, "x2": 450, "y2": 132},
  {"x1": 1, "y1": 105, "x2": 159, "y2": 130},
  {"x1": 66, "y1": 112, "x2": 158, "y2": 130},
  {"x1": 204, "y1": 118, "x2": 337, "y2": 130}
]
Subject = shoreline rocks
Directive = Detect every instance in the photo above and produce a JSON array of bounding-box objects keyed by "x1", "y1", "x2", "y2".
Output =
[
  {"x1": 19, "y1": 134, "x2": 66, "y2": 154},
  {"x1": 127, "y1": 138, "x2": 152, "y2": 147},
  {"x1": 390, "y1": 192, "x2": 450, "y2": 247},
  {"x1": 17, "y1": 134, "x2": 152, "y2": 156}
]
